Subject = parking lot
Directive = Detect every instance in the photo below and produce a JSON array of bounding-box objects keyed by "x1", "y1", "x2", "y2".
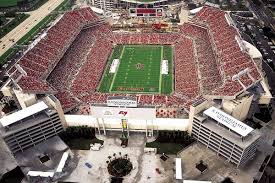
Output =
[{"x1": 231, "y1": 12, "x2": 275, "y2": 63}]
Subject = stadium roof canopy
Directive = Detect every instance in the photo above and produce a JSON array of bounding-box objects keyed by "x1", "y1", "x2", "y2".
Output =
[
  {"x1": 56, "y1": 152, "x2": 69, "y2": 172},
  {"x1": 119, "y1": 0, "x2": 167, "y2": 4},
  {"x1": 243, "y1": 40, "x2": 262, "y2": 59},
  {"x1": 27, "y1": 171, "x2": 54, "y2": 177},
  {"x1": 0, "y1": 101, "x2": 48, "y2": 127},
  {"x1": 175, "y1": 158, "x2": 182, "y2": 179},
  {"x1": 183, "y1": 181, "x2": 212, "y2": 183},
  {"x1": 203, "y1": 106, "x2": 253, "y2": 137},
  {"x1": 91, "y1": 7, "x2": 104, "y2": 14},
  {"x1": 189, "y1": 7, "x2": 203, "y2": 14}
]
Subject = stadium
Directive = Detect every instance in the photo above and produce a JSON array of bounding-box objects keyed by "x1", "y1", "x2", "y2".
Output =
[
  {"x1": 1, "y1": 5, "x2": 268, "y2": 124},
  {"x1": 0, "y1": 5, "x2": 272, "y2": 168},
  {"x1": 3, "y1": 6, "x2": 262, "y2": 112},
  {"x1": 1, "y1": 1, "x2": 275, "y2": 181}
]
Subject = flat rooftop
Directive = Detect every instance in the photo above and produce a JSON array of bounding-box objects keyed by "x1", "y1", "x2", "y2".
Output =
[
  {"x1": 0, "y1": 108, "x2": 57, "y2": 137},
  {"x1": 15, "y1": 136, "x2": 68, "y2": 173}
]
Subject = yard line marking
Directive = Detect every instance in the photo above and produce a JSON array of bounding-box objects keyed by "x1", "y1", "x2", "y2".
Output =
[{"x1": 109, "y1": 45, "x2": 125, "y2": 92}]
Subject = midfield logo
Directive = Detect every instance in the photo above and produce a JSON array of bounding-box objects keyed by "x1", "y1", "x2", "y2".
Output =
[{"x1": 118, "y1": 111, "x2": 128, "y2": 116}]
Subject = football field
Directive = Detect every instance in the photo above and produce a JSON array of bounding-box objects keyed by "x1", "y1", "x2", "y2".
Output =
[{"x1": 98, "y1": 45, "x2": 173, "y2": 94}]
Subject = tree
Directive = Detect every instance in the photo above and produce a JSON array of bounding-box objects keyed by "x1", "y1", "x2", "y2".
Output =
[
  {"x1": 221, "y1": 177, "x2": 234, "y2": 183},
  {"x1": 5, "y1": 11, "x2": 16, "y2": 17}
]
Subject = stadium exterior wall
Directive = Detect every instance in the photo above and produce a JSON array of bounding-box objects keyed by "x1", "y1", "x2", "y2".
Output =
[
  {"x1": 64, "y1": 115, "x2": 189, "y2": 132},
  {"x1": 90, "y1": 0, "x2": 178, "y2": 10}
]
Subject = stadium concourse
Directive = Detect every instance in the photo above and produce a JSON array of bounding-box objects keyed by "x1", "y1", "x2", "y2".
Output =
[{"x1": 5, "y1": 6, "x2": 262, "y2": 113}]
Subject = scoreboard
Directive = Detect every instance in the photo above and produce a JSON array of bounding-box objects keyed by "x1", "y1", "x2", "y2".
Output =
[{"x1": 129, "y1": 8, "x2": 163, "y2": 17}]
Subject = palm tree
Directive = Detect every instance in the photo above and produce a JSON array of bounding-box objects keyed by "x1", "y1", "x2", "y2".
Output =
[
  {"x1": 221, "y1": 177, "x2": 234, "y2": 183},
  {"x1": 108, "y1": 156, "x2": 112, "y2": 161},
  {"x1": 106, "y1": 161, "x2": 109, "y2": 164},
  {"x1": 119, "y1": 152, "x2": 122, "y2": 157},
  {"x1": 113, "y1": 153, "x2": 116, "y2": 159}
]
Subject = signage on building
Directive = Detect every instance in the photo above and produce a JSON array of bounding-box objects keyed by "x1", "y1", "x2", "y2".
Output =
[
  {"x1": 203, "y1": 106, "x2": 253, "y2": 137},
  {"x1": 129, "y1": 8, "x2": 163, "y2": 17},
  {"x1": 107, "y1": 96, "x2": 137, "y2": 107},
  {"x1": 91, "y1": 106, "x2": 156, "y2": 119},
  {"x1": 103, "y1": 110, "x2": 113, "y2": 116}
]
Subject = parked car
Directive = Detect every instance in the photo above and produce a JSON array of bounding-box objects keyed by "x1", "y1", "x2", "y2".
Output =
[{"x1": 85, "y1": 162, "x2": 92, "y2": 168}]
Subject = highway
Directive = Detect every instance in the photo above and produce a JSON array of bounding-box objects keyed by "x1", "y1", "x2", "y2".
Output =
[{"x1": 0, "y1": 0, "x2": 64, "y2": 57}]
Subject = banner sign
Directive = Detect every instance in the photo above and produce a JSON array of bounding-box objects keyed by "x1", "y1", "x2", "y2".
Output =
[
  {"x1": 204, "y1": 106, "x2": 253, "y2": 137},
  {"x1": 107, "y1": 96, "x2": 137, "y2": 107},
  {"x1": 91, "y1": 106, "x2": 156, "y2": 120}
]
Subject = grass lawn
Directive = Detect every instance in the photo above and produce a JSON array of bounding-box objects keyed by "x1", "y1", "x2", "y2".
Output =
[
  {"x1": 0, "y1": 0, "x2": 49, "y2": 9},
  {"x1": 146, "y1": 141, "x2": 184, "y2": 154},
  {"x1": 64, "y1": 137, "x2": 104, "y2": 150},
  {"x1": 98, "y1": 44, "x2": 173, "y2": 94},
  {"x1": 0, "y1": 0, "x2": 17, "y2": 8}
]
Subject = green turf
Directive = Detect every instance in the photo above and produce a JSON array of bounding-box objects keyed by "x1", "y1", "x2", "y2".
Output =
[
  {"x1": 145, "y1": 142, "x2": 184, "y2": 154},
  {"x1": 64, "y1": 137, "x2": 104, "y2": 150},
  {"x1": 98, "y1": 45, "x2": 173, "y2": 94},
  {"x1": 0, "y1": 0, "x2": 18, "y2": 8}
]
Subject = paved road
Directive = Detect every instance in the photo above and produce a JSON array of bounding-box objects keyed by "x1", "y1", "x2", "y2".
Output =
[{"x1": 0, "y1": 0, "x2": 64, "y2": 57}]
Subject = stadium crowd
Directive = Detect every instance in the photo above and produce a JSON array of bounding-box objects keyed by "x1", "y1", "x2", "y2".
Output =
[
  {"x1": 180, "y1": 23, "x2": 223, "y2": 94},
  {"x1": 193, "y1": 6, "x2": 261, "y2": 96},
  {"x1": 113, "y1": 33, "x2": 180, "y2": 45}
]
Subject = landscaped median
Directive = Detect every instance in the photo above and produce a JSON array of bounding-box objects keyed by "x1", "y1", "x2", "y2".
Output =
[
  {"x1": 0, "y1": 0, "x2": 49, "y2": 11},
  {"x1": 0, "y1": 13, "x2": 30, "y2": 39},
  {"x1": 0, "y1": 0, "x2": 72, "y2": 66}
]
